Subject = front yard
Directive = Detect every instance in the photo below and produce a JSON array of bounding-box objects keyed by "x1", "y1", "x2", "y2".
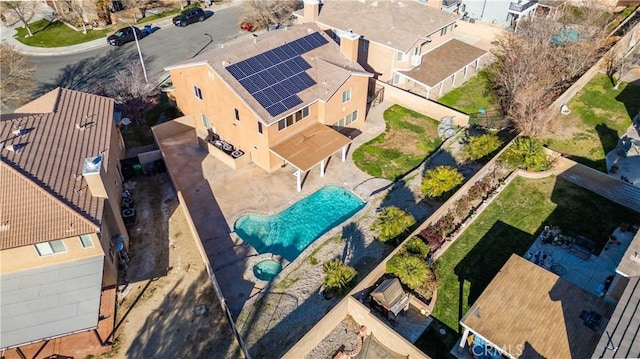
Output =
[
  {"x1": 15, "y1": 19, "x2": 111, "y2": 47},
  {"x1": 429, "y1": 175, "x2": 640, "y2": 332},
  {"x1": 352, "y1": 105, "x2": 442, "y2": 181},
  {"x1": 542, "y1": 73, "x2": 640, "y2": 172}
]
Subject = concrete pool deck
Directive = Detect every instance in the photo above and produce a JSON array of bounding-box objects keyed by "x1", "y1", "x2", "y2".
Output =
[{"x1": 154, "y1": 103, "x2": 393, "y2": 313}]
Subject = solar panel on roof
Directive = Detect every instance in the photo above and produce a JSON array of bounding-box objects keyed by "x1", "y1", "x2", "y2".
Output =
[{"x1": 226, "y1": 32, "x2": 328, "y2": 116}]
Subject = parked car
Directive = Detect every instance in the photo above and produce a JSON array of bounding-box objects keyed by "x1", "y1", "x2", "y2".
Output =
[
  {"x1": 173, "y1": 8, "x2": 206, "y2": 27},
  {"x1": 107, "y1": 26, "x2": 144, "y2": 46}
]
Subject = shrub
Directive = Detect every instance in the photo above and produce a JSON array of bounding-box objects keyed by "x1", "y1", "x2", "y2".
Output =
[
  {"x1": 501, "y1": 137, "x2": 551, "y2": 172},
  {"x1": 434, "y1": 211, "x2": 456, "y2": 237},
  {"x1": 468, "y1": 178, "x2": 490, "y2": 202},
  {"x1": 386, "y1": 254, "x2": 436, "y2": 300},
  {"x1": 464, "y1": 133, "x2": 503, "y2": 161},
  {"x1": 422, "y1": 166, "x2": 464, "y2": 199},
  {"x1": 418, "y1": 226, "x2": 444, "y2": 251},
  {"x1": 401, "y1": 237, "x2": 430, "y2": 259},
  {"x1": 322, "y1": 259, "x2": 357, "y2": 294},
  {"x1": 372, "y1": 206, "x2": 416, "y2": 242},
  {"x1": 453, "y1": 195, "x2": 472, "y2": 219}
]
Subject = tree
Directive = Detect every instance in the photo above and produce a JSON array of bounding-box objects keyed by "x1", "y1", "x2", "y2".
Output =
[
  {"x1": 386, "y1": 254, "x2": 436, "y2": 300},
  {"x1": 421, "y1": 166, "x2": 464, "y2": 199},
  {"x1": 241, "y1": 0, "x2": 297, "y2": 31},
  {"x1": 605, "y1": 32, "x2": 640, "y2": 89},
  {"x1": 488, "y1": 2, "x2": 610, "y2": 136},
  {"x1": 107, "y1": 62, "x2": 157, "y2": 124},
  {"x1": 501, "y1": 137, "x2": 550, "y2": 172},
  {"x1": 1, "y1": 43, "x2": 37, "y2": 112},
  {"x1": 401, "y1": 237, "x2": 430, "y2": 260},
  {"x1": 372, "y1": 206, "x2": 416, "y2": 242},
  {"x1": 464, "y1": 133, "x2": 503, "y2": 161},
  {"x1": 1, "y1": 1, "x2": 39, "y2": 37},
  {"x1": 322, "y1": 259, "x2": 357, "y2": 294}
]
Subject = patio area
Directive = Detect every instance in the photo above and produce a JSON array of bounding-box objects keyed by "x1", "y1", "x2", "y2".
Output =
[{"x1": 524, "y1": 225, "x2": 637, "y2": 297}]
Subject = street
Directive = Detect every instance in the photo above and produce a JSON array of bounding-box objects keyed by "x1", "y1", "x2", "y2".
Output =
[{"x1": 29, "y1": 6, "x2": 245, "y2": 96}]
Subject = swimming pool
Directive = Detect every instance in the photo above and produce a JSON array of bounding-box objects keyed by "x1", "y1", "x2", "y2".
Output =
[
  {"x1": 235, "y1": 186, "x2": 365, "y2": 262},
  {"x1": 253, "y1": 259, "x2": 283, "y2": 281}
]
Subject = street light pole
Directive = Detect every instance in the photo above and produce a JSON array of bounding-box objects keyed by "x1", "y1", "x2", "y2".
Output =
[{"x1": 119, "y1": 18, "x2": 148, "y2": 83}]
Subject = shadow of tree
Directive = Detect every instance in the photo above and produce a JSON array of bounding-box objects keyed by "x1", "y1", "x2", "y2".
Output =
[
  {"x1": 615, "y1": 79, "x2": 640, "y2": 121},
  {"x1": 341, "y1": 222, "x2": 365, "y2": 263}
]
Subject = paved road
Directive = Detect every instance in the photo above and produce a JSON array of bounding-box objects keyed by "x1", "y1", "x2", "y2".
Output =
[{"x1": 29, "y1": 6, "x2": 245, "y2": 96}]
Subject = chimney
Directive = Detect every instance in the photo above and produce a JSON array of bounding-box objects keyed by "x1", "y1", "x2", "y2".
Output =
[
  {"x1": 82, "y1": 155, "x2": 108, "y2": 198},
  {"x1": 339, "y1": 30, "x2": 360, "y2": 62},
  {"x1": 302, "y1": 0, "x2": 320, "y2": 24}
]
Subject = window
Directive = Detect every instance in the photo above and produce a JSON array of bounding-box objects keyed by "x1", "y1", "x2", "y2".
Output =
[
  {"x1": 342, "y1": 88, "x2": 352, "y2": 103},
  {"x1": 79, "y1": 234, "x2": 94, "y2": 248},
  {"x1": 333, "y1": 110, "x2": 359, "y2": 130},
  {"x1": 440, "y1": 26, "x2": 448, "y2": 36},
  {"x1": 234, "y1": 108, "x2": 240, "y2": 121},
  {"x1": 208, "y1": 71, "x2": 215, "y2": 80},
  {"x1": 363, "y1": 40, "x2": 369, "y2": 52},
  {"x1": 194, "y1": 85, "x2": 203, "y2": 100},
  {"x1": 201, "y1": 113, "x2": 212, "y2": 129},
  {"x1": 35, "y1": 240, "x2": 67, "y2": 256},
  {"x1": 331, "y1": 30, "x2": 341, "y2": 44},
  {"x1": 276, "y1": 106, "x2": 310, "y2": 131},
  {"x1": 413, "y1": 47, "x2": 420, "y2": 56},
  {"x1": 396, "y1": 51, "x2": 406, "y2": 61},
  {"x1": 257, "y1": 121, "x2": 263, "y2": 134}
]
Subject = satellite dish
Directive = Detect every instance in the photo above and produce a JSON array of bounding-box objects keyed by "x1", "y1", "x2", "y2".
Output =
[{"x1": 121, "y1": 118, "x2": 132, "y2": 126}]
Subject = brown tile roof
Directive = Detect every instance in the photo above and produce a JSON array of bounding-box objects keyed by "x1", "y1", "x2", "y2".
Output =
[
  {"x1": 270, "y1": 122, "x2": 351, "y2": 172},
  {"x1": 461, "y1": 255, "x2": 614, "y2": 359},
  {"x1": 316, "y1": 0, "x2": 458, "y2": 52},
  {"x1": 0, "y1": 88, "x2": 114, "y2": 249},
  {"x1": 401, "y1": 39, "x2": 487, "y2": 88},
  {"x1": 165, "y1": 23, "x2": 369, "y2": 125}
]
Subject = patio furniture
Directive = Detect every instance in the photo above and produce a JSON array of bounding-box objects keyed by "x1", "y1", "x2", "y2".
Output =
[{"x1": 569, "y1": 235, "x2": 596, "y2": 260}]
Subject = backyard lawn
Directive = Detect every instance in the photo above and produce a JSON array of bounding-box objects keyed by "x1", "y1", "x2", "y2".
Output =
[
  {"x1": 430, "y1": 175, "x2": 640, "y2": 332},
  {"x1": 15, "y1": 19, "x2": 111, "y2": 47},
  {"x1": 437, "y1": 70, "x2": 499, "y2": 115},
  {"x1": 543, "y1": 73, "x2": 640, "y2": 172},
  {"x1": 352, "y1": 105, "x2": 442, "y2": 181}
]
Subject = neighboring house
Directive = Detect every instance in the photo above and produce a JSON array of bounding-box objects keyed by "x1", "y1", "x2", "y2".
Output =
[
  {"x1": 458, "y1": 255, "x2": 614, "y2": 359},
  {"x1": 458, "y1": 0, "x2": 566, "y2": 30},
  {"x1": 296, "y1": 0, "x2": 488, "y2": 99},
  {"x1": 592, "y1": 229, "x2": 640, "y2": 358},
  {"x1": 0, "y1": 88, "x2": 129, "y2": 359},
  {"x1": 163, "y1": 23, "x2": 371, "y2": 191}
]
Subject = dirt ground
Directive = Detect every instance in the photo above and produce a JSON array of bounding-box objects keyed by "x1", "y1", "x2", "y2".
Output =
[{"x1": 102, "y1": 174, "x2": 241, "y2": 359}]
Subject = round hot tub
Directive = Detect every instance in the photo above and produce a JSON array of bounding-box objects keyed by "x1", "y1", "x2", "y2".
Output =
[{"x1": 253, "y1": 259, "x2": 282, "y2": 282}]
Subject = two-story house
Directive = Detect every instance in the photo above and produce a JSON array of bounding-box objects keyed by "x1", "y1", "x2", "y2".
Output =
[
  {"x1": 0, "y1": 88, "x2": 129, "y2": 359},
  {"x1": 163, "y1": 23, "x2": 371, "y2": 191},
  {"x1": 297, "y1": 0, "x2": 488, "y2": 99}
]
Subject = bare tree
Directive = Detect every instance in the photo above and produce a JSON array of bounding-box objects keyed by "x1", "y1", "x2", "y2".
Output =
[
  {"x1": 0, "y1": 1, "x2": 39, "y2": 37},
  {"x1": 605, "y1": 29, "x2": 640, "y2": 88},
  {"x1": 488, "y1": 1, "x2": 611, "y2": 136},
  {"x1": 107, "y1": 62, "x2": 157, "y2": 124},
  {"x1": 242, "y1": 0, "x2": 297, "y2": 31},
  {"x1": 1, "y1": 43, "x2": 37, "y2": 112}
]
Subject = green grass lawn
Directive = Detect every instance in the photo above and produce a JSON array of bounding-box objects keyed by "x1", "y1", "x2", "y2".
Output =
[
  {"x1": 431, "y1": 175, "x2": 640, "y2": 332},
  {"x1": 543, "y1": 73, "x2": 640, "y2": 172},
  {"x1": 437, "y1": 70, "x2": 499, "y2": 115},
  {"x1": 352, "y1": 105, "x2": 442, "y2": 181},
  {"x1": 14, "y1": 19, "x2": 112, "y2": 47}
]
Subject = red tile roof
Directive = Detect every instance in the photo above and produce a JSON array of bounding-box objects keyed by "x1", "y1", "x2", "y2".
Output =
[{"x1": 0, "y1": 88, "x2": 114, "y2": 249}]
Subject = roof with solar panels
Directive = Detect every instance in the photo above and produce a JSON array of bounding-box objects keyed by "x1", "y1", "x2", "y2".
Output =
[{"x1": 165, "y1": 23, "x2": 371, "y2": 124}]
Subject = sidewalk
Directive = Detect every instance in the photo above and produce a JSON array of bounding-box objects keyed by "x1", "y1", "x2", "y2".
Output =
[{"x1": 0, "y1": 1, "x2": 240, "y2": 56}]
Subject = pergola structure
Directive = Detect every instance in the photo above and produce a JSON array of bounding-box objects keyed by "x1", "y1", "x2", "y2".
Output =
[
  {"x1": 396, "y1": 39, "x2": 487, "y2": 99},
  {"x1": 271, "y1": 122, "x2": 352, "y2": 191}
]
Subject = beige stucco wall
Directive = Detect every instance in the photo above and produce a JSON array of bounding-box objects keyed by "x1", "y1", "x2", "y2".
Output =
[
  {"x1": 377, "y1": 80, "x2": 470, "y2": 126},
  {"x1": 170, "y1": 64, "x2": 369, "y2": 173},
  {"x1": 0, "y1": 233, "x2": 103, "y2": 275}
]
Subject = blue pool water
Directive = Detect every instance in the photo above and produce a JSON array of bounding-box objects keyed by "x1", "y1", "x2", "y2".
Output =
[
  {"x1": 235, "y1": 186, "x2": 365, "y2": 262},
  {"x1": 253, "y1": 259, "x2": 282, "y2": 281}
]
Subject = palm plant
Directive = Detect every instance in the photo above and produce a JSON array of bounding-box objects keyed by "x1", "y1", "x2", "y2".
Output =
[
  {"x1": 501, "y1": 137, "x2": 550, "y2": 171},
  {"x1": 401, "y1": 237, "x2": 430, "y2": 259},
  {"x1": 464, "y1": 133, "x2": 502, "y2": 161},
  {"x1": 421, "y1": 166, "x2": 464, "y2": 199},
  {"x1": 322, "y1": 259, "x2": 357, "y2": 294},
  {"x1": 372, "y1": 206, "x2": 416, "y2": 242}
]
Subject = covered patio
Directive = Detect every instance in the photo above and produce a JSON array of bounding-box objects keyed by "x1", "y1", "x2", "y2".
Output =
[
  {"x1": 397, "y1": 39, "x2": 488, "y2": 99},
  {"x1": 271, "y1": 122, "x2": 352, "y2": 191}
]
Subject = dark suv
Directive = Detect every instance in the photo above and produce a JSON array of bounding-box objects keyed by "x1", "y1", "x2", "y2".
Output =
[
  {"x1": 107, "y1": 26, "x2": 143, "y2": 46},
  {"x1": 172, "y1": 8, "x2": 205, "y2": 27}
]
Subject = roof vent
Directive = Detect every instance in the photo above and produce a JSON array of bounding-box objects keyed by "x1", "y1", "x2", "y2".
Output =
[
  {"x1": 12, "y1": 128, "x2": 30, "y2": 137},
  {"x1": 0, "y1": 220, "x2": 9, "y2": 232},
  {"x1": 474, "y1": 307, "x2": 481, "y2": 318},
  {"x1": 5, "y1": 143, "x2": 25, "y2": 152},
  {"x1": 82, "y1": 155, "x2": 103, "y2": 175},
  {"x1": 76, "y1": 121, "x2": 95, "y2": 131}
]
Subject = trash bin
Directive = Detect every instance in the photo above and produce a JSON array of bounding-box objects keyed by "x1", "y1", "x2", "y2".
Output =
[
  {"x1": 132, "y1": 163, "x2": 142, "y2": 177},
  {"x1": 144, "y1": 24, "x2": 152, "y2": 35}
]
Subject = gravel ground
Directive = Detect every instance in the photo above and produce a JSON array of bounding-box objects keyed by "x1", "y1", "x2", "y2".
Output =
[
  {"x1": 306, "y1": 316, "x2": 361, "y2": 359},
  {"x1": 237, "y1": 132, "x2": 480, "y2": 358}
]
